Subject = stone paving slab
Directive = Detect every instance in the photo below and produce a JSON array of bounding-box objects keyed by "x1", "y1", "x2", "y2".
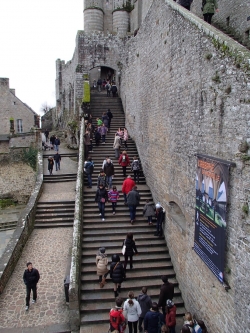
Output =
[{"x1": 0, "y1": 227, "x2": 73, "y2": 331}]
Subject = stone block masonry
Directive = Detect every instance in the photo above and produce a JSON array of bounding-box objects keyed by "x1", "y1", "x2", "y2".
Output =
[{"x1": 119, "y1": 1, "x2": 250, "y2": 332}]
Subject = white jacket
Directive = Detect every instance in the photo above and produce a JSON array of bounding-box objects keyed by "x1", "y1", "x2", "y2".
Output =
[{"x1": 124, "y1": 298, "x2": 142, "y2": 322}]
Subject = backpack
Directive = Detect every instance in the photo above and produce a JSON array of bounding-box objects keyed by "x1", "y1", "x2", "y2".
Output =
[
  {"x1": 193, "y1": 320, "x2": 202, "y2": 333},
  {"x1": 109, "y1": 308, "x2": 126, "y2": 333},
  {"x1": 132, "y1": 160, "x2": 140, "y2": 170},
  {"x1": 85, "y1": 162, "x2": 94, "y2": 174},
  {"x1": 106, "y1": 83, "x2": 111, "y2": 90}
]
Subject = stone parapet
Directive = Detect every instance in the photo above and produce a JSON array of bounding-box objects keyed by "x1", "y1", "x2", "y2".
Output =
[
  {"x1": 0, "y1": 152, "x2": 43, "y2": 294},
  {"x1": 68, "y1": 118, "x2": 85, "y2": 331}
]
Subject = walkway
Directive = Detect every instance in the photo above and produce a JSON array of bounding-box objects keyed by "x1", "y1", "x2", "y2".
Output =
[{"x1": 0, "y1": 144, "x2": 77, "y2": 333}]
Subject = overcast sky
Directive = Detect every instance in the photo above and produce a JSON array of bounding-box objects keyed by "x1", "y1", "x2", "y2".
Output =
[{"x1": 0, "y1": 0, "x2": 83, "y2": 116}]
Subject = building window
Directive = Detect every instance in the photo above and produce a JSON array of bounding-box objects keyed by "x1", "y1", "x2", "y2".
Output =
[{"x1": 17, "y1": 119, "x2": 23, "y2": 133}]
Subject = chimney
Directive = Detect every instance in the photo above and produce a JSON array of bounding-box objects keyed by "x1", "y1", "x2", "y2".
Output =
[{"x1": 0, "y1": 78, "x2": 9, "y2": 88}]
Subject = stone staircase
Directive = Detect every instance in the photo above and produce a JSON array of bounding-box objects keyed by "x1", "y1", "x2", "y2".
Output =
[
  {"x1": 34, "y1": 201, "x2": 75, "y2": 228},
  {"x1": 80, "y1": 93, "x2": 185, "y2": 330}
]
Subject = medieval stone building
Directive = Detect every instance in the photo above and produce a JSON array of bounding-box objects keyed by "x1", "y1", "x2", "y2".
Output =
[{"x1": 56, "y1": 1, "x2": 250, "y2": 332}]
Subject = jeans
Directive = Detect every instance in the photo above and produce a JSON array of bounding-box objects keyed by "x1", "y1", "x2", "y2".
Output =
[
  {"x1": 133, "y1": 170, "x2": 140, "y2": 182},
  {"x1": 128, "y1": 320, "x2": 138, "y2": 333},
  {"x1": 26, "y1": 285, "x2": 37, "y2": 306},
  {"x1": 128, "y1": 205, "x2": 136, "y2": 221},
  {"x1": 55, "y1": 161, "x2": 60, "y2": 170},
  {"x1": 138, "y1": 317, "x2": 144, "y2": 332},
  {"x1": 115, "y1": 148, "x2": 120, "y2": 158},
  {"x1": 147, "y1": 216, "x2": 153, "y2": 223},
  {"x1": 87, "y1": 173, "x2": 92, "y2": 187},
  {"x1": 102, "y1": 135, "x2": 106, "y2": 143},
  {"x1": 169, "y1": 327, "x2": 176, "y2": 333},
  {"x1": 106, "y1": 175, "x2": 113, "y2": 189},
  {"x1": 54, "y1": 145, "x2": 59, "y2": 151},
  {"x1": 98, "y1": 202, "x2": 105, "y2": 218},
  {"x1": 156, "y1": 220, "x2": 163, "y2": 236},
  {"x1": 123, "y1": 193, "x2": 127, "y2": 203}
]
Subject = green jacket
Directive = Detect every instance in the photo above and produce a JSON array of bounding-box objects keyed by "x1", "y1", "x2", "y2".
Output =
[{"x1": 202, "y1": 0, "x2": 218, "y2": 14}]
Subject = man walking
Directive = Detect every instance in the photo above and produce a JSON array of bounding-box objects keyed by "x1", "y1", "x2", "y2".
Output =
[
  {"x1": 54, "y1": 151, "x2": 61, "y2": 171},
  {"x1": 104, "y1": 158, "x2": 115, "y2": 189},
  {"x1": 54, "y1": 136, "x2": 60, "y2": 151},
  {"x1": 158, "y1": 275, "x2": 174, "y2": 317},
  {"x1": 122, "y1": 175, "x2": 135, "y2": 205},
  {"x1": 127, "y1": 185, "x2": 140, "y2": 225},
  {"x1": 85, "y1": 157, "x2": 94, "y2": 188},
  {"x1": 23, "y1": 262, "x2": 40, "y2": 311}
]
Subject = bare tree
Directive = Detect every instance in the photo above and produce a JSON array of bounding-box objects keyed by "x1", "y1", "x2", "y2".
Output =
[{"x1": 40, "y1": 102, "x2": 54, "y2": 114}]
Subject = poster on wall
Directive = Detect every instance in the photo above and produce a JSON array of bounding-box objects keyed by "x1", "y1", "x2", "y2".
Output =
[{"x1": 194, "y1": 154, "x2": 234, "y2": 283}]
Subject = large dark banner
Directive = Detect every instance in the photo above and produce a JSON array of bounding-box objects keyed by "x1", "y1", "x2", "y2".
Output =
[{"x1": 194, "y1": 154, "x2": 231, "y2": 283}]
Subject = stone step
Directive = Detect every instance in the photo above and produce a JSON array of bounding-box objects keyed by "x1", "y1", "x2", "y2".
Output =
[
  {"x1": 34, "y1": 222, "x2": 73, "y2": 228},
  {"x1": 80, "y1": 306, "x2": 186, "y2": 325},
  {"x1": 80, "y1": 95, "x2": 186, "y2": 325},
  {"x1": 82, "y1": 252, "x2": 171, "y2": 264}
]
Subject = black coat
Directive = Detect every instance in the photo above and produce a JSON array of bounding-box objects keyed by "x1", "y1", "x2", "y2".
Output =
[
  {"x1": 123, "y1": 238, "x2": 138, "y2": 257},
  {"x1": 158, "y1": 282, "x2": 174, "y2": 308},
  {"x1": 95, "y1": 187, "x2": 108, "y2": 203},
  {"x1": 48, "y1": 158, "x2": 54, "y2": 170},
  {"x1": 23, "y1": 268, "x2": 40, "y2": 286},
  {"x1": 104, "y1": 162, "x2": 115, "y2": 176},
  {"x1": 110, "y1": 261, "x2": 125, "y2": 283}
]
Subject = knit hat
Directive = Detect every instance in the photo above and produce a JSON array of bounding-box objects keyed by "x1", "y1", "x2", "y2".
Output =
[
  {"x1": 99, "y1": 247, "x2": 106, "y2": 253},
  {"x1": 166, "y1": 299, "x2": 174, "y2": 308},
  {"x1": 155, "y1": 203, "x2": 161, "y2": 209}
]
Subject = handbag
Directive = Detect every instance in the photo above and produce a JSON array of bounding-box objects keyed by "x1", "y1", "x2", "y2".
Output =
[
  {"x1": 101, "y1": 197, "x2": 105, "y2": 203},
  {"x1": 121, "y1": 240, "x2": 126, "y2": 255}
]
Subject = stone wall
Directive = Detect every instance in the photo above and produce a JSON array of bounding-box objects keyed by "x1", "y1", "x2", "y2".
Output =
[
  {"x1": 191, "y1": 0, "x2": 250, "y2": 40},
  {"x1": 0, "y1": 152, "x2": 43, "y2": 294},
  {"x1": 119, "y1": 1, "x2": 250, "y2": 332},
  {"x1": 0, "y1": 161, "x2": 36, "y2": 204}
]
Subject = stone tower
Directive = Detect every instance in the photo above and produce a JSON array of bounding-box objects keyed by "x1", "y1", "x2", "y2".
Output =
[{"x1": 84, "y1": 0, "x2": 135, "y2": 37}]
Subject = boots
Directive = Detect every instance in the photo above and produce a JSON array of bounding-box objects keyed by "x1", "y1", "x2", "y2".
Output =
[
  {"x1": 114, "y1": 290, "x2": 119, "y2": 297},
  {"x1": 99, "y1": 277, "x2": 106, "y2": 288}
]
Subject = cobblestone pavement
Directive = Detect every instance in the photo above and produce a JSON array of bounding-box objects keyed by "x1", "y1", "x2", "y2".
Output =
[
  {"x1": 0, "y1": 228, "x2": 73, "y2": 332},
  {"x1": 0, "y1": 143, "x2": 77, "y2": 332}
]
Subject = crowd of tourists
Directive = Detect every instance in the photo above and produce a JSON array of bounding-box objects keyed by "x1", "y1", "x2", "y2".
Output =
[
  {"x1": 105, "y1": 275, "x2": 208, "y2": 333},
  {"x1": 82, "y1": 105, "x2": 208, "y2": 333}
]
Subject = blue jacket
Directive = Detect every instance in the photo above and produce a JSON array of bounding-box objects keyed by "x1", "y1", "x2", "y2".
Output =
[{"x1": 144, "y1": 310, "x2": 165, "y2": 333}]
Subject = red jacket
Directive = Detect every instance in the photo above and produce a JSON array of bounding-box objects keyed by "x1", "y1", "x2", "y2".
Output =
[
  {"x1": 118, "y1": 154, "x2": 130, "y2": 167},
  {"x1": 122, "y1": 178, "x2": 135, "y2": 194},
  {"x1": 166, "y1": 305, "x2": 176, "y2": 327}
]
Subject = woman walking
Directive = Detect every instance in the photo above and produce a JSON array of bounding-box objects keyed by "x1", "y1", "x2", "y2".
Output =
[
  {"x1": 48, "y1": 156, "x2": 54, "y2": 175},
  {"x1": 123, "y1": 232, "x2": 138, "y2": 271},
  {"x1": 110, "y1": 254, "x2": 126, "y2": 297},
  {"x1": 95, "y1": 183, "x2": 108, "y2": 221},
  {"x1": 123, "y1": 127, "x2": 128, "y2": 148},
  {"x1": 202, "y1": 0, "x2": 218, "y2": 24},
  {"x1": 124, "y1": 291, "x2": 142, "y2": 333},
  {"x1": 113, "y1": 133, "x2": 121, "y2": 159},
  {"x1": 118, "y1": 151, "x2": 130, "y2": 178},
  {"x1": 96, "y1": 247, "x2": 109, "y2": 288},
  {"x1": 131, "y1": 156, "x2": 141, "y2": 183}
]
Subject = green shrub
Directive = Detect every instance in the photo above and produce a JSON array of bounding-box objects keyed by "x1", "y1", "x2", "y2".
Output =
[
  {"x1": 0, "y1": 199, "x2": 16, "y2": 209},
  {"x1": 22, "y1": 147, "x2": 38, "y2": 171}
]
